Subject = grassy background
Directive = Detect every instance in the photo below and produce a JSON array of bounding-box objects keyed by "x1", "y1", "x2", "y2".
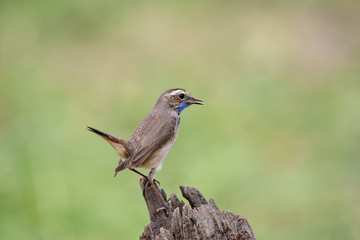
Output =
[{"x1": 1, "y1": 1, "x2": 360, "y2": 239}]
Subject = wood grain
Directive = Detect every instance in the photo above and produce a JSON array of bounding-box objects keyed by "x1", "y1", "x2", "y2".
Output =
[{"x1": 139, "y1": 178, "x2": 256, "y2": 240}]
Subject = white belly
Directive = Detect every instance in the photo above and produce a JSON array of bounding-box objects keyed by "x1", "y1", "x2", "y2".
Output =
[{"x1": 139, "y1": 139, "x2": 175, "y2": 170}]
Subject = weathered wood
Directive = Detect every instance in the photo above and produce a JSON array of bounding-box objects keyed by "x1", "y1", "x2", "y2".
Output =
[{"x1": 139, "y1": 178, "x2": 256, "y2": 240}]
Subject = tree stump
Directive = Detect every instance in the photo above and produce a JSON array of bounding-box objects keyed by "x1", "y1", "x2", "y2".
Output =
[{"x1": 139, "y1": 178, "x2": 256, "y2": 240}]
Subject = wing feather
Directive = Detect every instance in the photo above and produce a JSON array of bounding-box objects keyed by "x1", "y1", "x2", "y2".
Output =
[{"x1": 126, "y1": 113, "x2": 178, "y2": 168}]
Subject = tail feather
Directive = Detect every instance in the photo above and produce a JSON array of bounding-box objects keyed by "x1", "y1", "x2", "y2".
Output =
[
  {"x1": 86, "y1": 126, "x2": 121, "y2": 143},
  {"x1": 86, "y1": 126, "x2": 129, "y2": 159}
]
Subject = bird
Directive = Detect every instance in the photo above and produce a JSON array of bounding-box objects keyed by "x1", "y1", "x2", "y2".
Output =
[{"x1": 87, "y1": 88, "x2": 204, "y2": 208}]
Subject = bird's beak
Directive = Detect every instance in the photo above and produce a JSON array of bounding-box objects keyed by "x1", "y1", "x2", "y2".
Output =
[{"x1": 186, "y1": 96, "x2": 204, "y2": 105}]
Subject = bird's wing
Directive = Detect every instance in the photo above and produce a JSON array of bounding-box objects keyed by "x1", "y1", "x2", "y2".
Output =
[{"x1": 125, "y1": 113, "x2": 178, "y2": 168}]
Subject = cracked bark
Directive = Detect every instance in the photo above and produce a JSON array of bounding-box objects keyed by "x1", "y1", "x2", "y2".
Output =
[{"x1": 139, "y1": 178, "x2": 256, "y2": 240}]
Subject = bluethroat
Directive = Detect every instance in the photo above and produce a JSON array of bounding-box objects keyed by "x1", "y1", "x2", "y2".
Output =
[{"x1": 87, "y1": 88, "x2": 203, "y2": 208}]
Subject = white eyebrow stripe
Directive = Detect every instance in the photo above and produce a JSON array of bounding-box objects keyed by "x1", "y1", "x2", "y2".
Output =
[{"x1": 169, "y1": 89, "x2": 183, "y2": 95}]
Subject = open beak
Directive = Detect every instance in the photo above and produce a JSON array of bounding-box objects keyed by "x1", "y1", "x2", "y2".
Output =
[{"x1": 186, "y1": 96, "x2": 204, "y2": 105}]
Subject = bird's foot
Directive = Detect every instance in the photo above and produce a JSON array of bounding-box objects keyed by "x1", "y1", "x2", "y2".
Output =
[
  {"x1": 153, "y1": 178, "x2": 160, "y2": 186},
  {"x1": 142, "y1": 178, "x2": 161, "y2": 195}
]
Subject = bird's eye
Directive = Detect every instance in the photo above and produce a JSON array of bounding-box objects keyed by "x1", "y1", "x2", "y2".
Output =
[{"x1": 179, "y1": 93, "x2": 185, "y2": 99}]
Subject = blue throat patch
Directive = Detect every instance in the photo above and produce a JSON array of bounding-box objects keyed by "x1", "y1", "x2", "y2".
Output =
[{"x1": 177, "y1": 102, "x2": 191, "y2": 114}]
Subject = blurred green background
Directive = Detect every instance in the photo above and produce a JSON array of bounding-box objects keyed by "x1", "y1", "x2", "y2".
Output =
[{"x1": 1, "y1": 0, "x2": 360, "y2": 239}]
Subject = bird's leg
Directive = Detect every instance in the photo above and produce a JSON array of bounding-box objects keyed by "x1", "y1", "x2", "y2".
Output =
[
  {"x1": 129, "y1": 168, "x2": 153, "y2": 196},
  {"x1": 146, "y1": 168, "x2": 169, "y2": 210},
  {"x1": 129, "y1": 168, "x2": 151, "y2": 196},
  {"x1": 132, "y1": 168, "x2": 168, "y2": 210},
  {"x1": 129, "y1": 168, "x2": 148, "y2": 179},
  {"x1": 147, "y1": 179, "x2": 169, "y2": 212},
  {"x1": 146, "y1": 179, "x2": 169, "y2": 210},
  {"x1": 148, "y1": 168, "x2": 161, "y2": 186},
  {"x1": 129, "y1": 168, "x2": 167, "y2": 210},
  {"x1": 129, "y1": 168, "x2": 160, "y2": 185}
]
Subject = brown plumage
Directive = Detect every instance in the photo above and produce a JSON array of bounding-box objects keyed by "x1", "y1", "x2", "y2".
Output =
[
  {"x1": 87, "y1": 88, "x2": 203, "y2": 208},
  {"x1": 87, "y1": 88, "x2": 203, "y2": 180}
]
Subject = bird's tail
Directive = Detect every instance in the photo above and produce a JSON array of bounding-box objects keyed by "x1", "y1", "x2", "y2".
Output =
[{"x1": 86, "y1": 126, "x2": 130, "y2": 160}]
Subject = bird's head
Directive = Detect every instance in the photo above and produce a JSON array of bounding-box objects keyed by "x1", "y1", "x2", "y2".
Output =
[{"x1": 158, "y1": 88, "x2": 204, "y2": 114}]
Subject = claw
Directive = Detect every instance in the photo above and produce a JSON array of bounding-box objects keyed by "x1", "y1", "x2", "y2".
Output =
[
  {"x1": 156, "y1": 206, "x2": 168, "y2": 213},
  {"x1": 154, "y1": 179, "x2": 160, "y2": 186}
]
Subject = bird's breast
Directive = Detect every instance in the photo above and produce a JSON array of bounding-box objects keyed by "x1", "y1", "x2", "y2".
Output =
[{"x1": 139, "y1": 134, "x2": 177, "y2": 171}]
